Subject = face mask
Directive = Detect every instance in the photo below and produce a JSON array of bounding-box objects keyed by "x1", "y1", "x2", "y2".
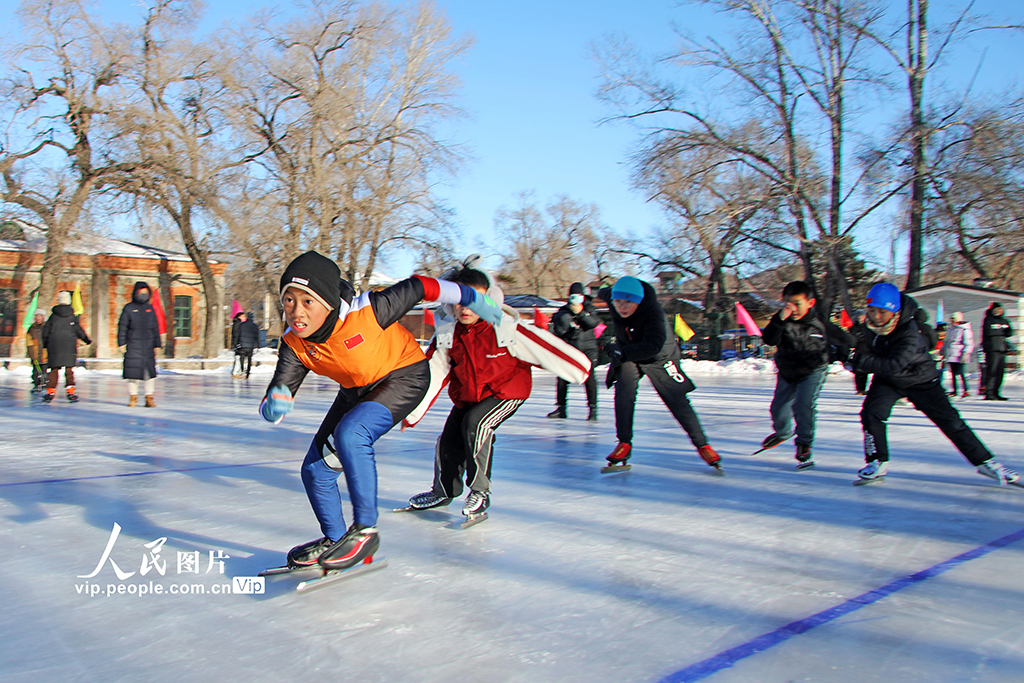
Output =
[{"x1": 136, "y1": 291, "x2": 150, "y2": 303}]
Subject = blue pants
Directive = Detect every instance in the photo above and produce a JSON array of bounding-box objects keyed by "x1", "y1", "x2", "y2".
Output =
[
  {"x1": 300, "y1": 401, "x2": 395, "y2": 540},
  {"x1": 770, "y1": 367, "x2": 827, "y2": 447}
]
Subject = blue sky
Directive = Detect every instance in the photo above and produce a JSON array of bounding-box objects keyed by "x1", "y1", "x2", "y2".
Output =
[{"x1": 2, "y1": 0, "x2": 1022, "y2": 279}]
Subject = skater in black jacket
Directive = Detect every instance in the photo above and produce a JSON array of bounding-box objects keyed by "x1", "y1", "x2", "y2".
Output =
[
  {"x1": 598, "y1": 276, "x2": 721, "y2": 471},
  {"x1": 982, "y1": 302, "x2": 1013, "y2": 401},
  {"x1": 42, "y1": 291, "x2": 91, "y2": 402},
  {"x1": 759, "y1": 281, "x2": 853, "y2": 469},
  {"x1": 547, "y1": 282, "x2": 601, "y2": 420},
  {"x1": 853, "y1": 282, "x2": 1019, "y2": 485}
]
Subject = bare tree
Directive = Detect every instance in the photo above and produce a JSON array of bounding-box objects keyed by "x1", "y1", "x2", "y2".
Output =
[
  {"x1": 493, "y1": 194, "x2": 604, "y2": 298},
  {"x1": 1, "y1": 0, "x2": 135, "y2": 310}
]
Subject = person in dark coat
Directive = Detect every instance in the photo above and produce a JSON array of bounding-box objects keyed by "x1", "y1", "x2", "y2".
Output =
[
  {"x1": 25, "y1": 310, "x2": 46, "y2": 392},
  {"x1": 547, "y1": 282, "x2": 600, "y2": 420},
  {"x1": 230, "y1": 312, "x2": 244, "y2": 377},
  {"x1": 235, "y1": 312, "x2": 260, "y2": 379},
  {"x1": 848, "y1": 310, "x2": 870, "y2": 395},
  {"x1": 982, "y1": 302, "x2": 1013, "y2": 401},
  {"x1": 598, "y1": 276, "x2": 721, "y2": 471},
  {"x1": 117, "y1": 281, "x2": 162, "y2": 407},
  {"x1": 853, "y1": 283, "x2": 1019, "y2": 485},
  {"x1": 42, "y1": 291, "x2": 91, "y2": 402}
]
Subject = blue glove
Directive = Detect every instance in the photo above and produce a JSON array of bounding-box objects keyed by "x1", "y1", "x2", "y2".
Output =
[
  {"x1": 260, "y1": 384, "x2": 294, "y2": 423},
  {"x1": 467, "y1": 291, "x2": 503, "y2": 325}
]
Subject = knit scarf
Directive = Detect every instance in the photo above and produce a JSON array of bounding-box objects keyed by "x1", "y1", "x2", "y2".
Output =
[{"x1": 867, "y1": 311, "x2": 901, "y2": 337}]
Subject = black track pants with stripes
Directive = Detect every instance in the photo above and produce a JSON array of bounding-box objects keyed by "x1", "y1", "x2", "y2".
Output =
[{"x1": 432, "y1": 397, "x2": 525, "y2": 497}]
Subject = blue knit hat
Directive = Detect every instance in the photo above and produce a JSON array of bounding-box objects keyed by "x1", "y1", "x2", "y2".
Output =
[
  {"x1": 611, "y1": 276, "x2": 645, "y2": 304},
  {"x1": 866, "y1": 282, "x2": 901, "y2": 313}
]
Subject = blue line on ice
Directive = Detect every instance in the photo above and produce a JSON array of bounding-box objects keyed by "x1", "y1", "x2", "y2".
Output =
[
  {"x1": 0, "y1": 460, "x2": 291, "y2": 487},
  {"x1": 658, "y1": 526, "x2": 1024, "y2": 683}
]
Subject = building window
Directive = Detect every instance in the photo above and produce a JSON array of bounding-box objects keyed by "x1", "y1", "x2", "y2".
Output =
[
  {"x1": 174, "y1": 295, "x2": 192, "y2": 338},
  {"x1": 0, "y1": 289, "x2": 16, "y2": 337}
]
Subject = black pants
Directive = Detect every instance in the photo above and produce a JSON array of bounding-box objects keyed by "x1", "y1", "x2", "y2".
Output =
[
  {"x1": 947, "y1": 362, "x2": 968, "y2": 394},
  {"x1": 432, "y1": 397, "x2": 524, "y2": 497},
  {"x1": 555, "y1": 368, "x2": 597, "y2": 409},
  {"x1": 614, "y1": 359, "x2": 706, "y2": 448},
  {"x1": 986, "y1": 352, "x2": 1006, "y2": 398},
  {"x1": 854, "y1": 372, "x2": 869, "y2": 393},
  {"x1": 238, "y1": 349, "x2": 254, "y2": 377},
  {"x1": 860, "y1": 379, "x2": 990, "y2": 466}
]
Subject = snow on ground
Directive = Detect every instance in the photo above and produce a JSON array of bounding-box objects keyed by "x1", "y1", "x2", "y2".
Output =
[{"x1": 1, "y1": 370, "x2": 1023, "y2": 682}]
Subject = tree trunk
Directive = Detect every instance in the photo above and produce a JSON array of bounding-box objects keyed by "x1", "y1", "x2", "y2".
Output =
[{"x1": 905, "y1": 0, "x2": 928, "y2": 290}]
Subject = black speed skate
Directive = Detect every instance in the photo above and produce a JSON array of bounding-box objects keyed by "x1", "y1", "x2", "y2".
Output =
[
  {"x1": 601, "y1": 442, "x2": 632, "y2": 473},
  {"x1": 751, "y1": 432, "x2": 786, "y2": 456},
  {"x1": 394, "y1": 491, "x2": 452, "y2": 513},
  {"x1": 286, "y1": 536, "x2": 334, "y2": 569},
  {"x1": 795, "y1": 443, "x2": 815, "y2": 470},
  {"x1": 318, "y1": 524, "x2": 380, "y2": 571}
]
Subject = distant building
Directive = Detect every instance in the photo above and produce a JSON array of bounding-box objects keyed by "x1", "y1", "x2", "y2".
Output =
[
  {"x1": 907, "y1": 280, "x2": 1021, "y2": 370},
  {"x1": 0, "y1": 218, "x2": 226, "y2": 358}
]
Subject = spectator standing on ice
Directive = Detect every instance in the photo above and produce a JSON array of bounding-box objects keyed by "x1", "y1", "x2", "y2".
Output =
[
  {"x1": 235, "y1": 312, "x2": 260, "y2": 379},
  {"x1": 401, "y1": 266, "x2": 590, "y2": 519},
  {"x1": 941, "y1": 311, "x2": 973, "y2": 398},
  {"x1": 982, "y1": 302, "x2": 1013, "y2": 401},
  {"x1": 547, "y1": 282, "x2": 601, "y2": 421},
  {"x1": 259, "y1": 251, "x2": 504, "y2": 572},
  {"x1": 853, "y1": 283, "x2": 1018, "y2": 485},
  {"x1": 25, "y1": 310, "x2": 46, "y2": 392},
  {"x1": 758, "y1": 281, "x2": 854, "y2": 470},
  {"x1": 42, "y1": 291, "x2": 91, "y2": 403},
  {"x1": 848, "y1": 309, "x2": 870, "y2": 395},
  {"x1": 118, "y1": 281, "x2": 162, "y2": 408},
  {"x1": 598, "y1": 276, "x2": 722, "y2": 472}
]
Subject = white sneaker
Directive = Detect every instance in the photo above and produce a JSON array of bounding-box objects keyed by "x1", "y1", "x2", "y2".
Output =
[
  {"x1": 976, "y1": 459, "x2": 1020, "y2": 485},
  {"x1": 858, "y1": 460, "x2": 889, "y2": 480}
]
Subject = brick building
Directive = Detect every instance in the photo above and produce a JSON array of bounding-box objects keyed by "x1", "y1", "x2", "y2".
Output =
[{"x1": 0, "y1": 219, "x2": 226, "y2": 359}]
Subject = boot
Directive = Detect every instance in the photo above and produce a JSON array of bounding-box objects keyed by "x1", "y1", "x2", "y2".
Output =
[
  {"x1": 286, "y1": 536, "x2": 335, "y2": 568},
  {"x1": 858, "y1": 460, "x2": 888, "y2": 480},
  {"x1": 462, "y1": 490, "x2": 490, "y2": 516},
  {"x1": 318, "y1": 525, "x2": 380, "y2": 571},
  {"x1": 606, "y1": 442, "x2": 631, "y2": 464},
  {"x1": 145, "y1": 395, "x2": 156, "y2": 408},
  {"x1": 795, "y1": 443, "x2": 815, "y2": 470},
  {"x1": 587, "y1": 405, "x2": 598, "y2": 421},
  {"x1": 697, "y1": 444, "x2": 721, "y2": 469},
  {"x1": 43, "y1": 389, "x2": 55, "y2": 403},
  {"x1": 66, "y1": 387, "x2": 78, "y2": 402},
  {"x1": 976, "y1": 459, "x2": 1020, "y2": 485},
  {"x1": 760, "y1": 433, "x2": 787, "y2": 451},
  {"x1": 128, "y1": 394, "x2": 137, "y2": 407},
  {"x1": 408, "y1": 491, "x2": 453, "y2": 510},
  {"x1": 546, "y1": 406, "x2": 567, "y2": 419}
]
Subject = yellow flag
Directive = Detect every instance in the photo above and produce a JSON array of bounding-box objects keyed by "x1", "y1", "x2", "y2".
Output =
[
  {"x1": 674, "y1": 314, "x2": 695, "y2": 341},
  {"x1": 71, "y1": 282, "x2": 85, "y2": 316}
]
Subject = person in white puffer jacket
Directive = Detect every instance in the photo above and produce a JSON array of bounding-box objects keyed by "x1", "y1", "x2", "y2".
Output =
[{"x1": 941, "y1": 312, "x2": 974, "y2": 397}]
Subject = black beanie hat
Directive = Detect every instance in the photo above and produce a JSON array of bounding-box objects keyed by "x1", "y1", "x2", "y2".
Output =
[
  {"x1": 280, "y1": 251, "x2": 343, "y2": 343},
  {"x1": 280, "y1": 251, "x2": 342, "y2": 311},
  {"x1": 569, "y1": 282, "x2": 584, "y2": 296}
]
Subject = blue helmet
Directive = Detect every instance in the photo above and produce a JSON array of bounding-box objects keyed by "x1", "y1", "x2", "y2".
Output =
[
  {"x1": 866, "y1": 282, "x2": 901, "y2": 313},
  {"x1": 611, "y1": 276, "x2": 645, "y2": 304}
]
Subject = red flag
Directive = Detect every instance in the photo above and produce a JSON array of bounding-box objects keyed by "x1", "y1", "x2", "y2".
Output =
[
  {"x1": 151, "y1": 287, "x2": 167, "y2": 335},
  {"x1": 533, "y1": 307, "x2": 550, "y2": 329},
  {"x1": 840, "y1": 309, "x2": 853, "y2": 329},
  {"x1": 423, "y1": 308, "x2": 435, "y2": 326},
  {"x1": 735, "y1": 302, "x2": 762, "y2": 337}
]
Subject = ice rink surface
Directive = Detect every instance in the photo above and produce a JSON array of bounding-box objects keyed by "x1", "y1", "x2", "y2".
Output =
[{"x1": 1, "y1": 367, "x2": 1022, "y2": 683}]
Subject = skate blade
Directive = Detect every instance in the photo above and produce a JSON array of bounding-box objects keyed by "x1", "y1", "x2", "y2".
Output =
[
  {"x1": 459, "y1": 512, "x2": 488, "y2": 530},
  {"x1": 258, "y1": 564, "x2": 321, "y2": 577},
  {"x1": 796, "y1": 461, "x2": 816, "y2": 471},
  {"x1": 853, "y1": 476, "x2": 885, "y2": 486},
  {"x1": 710, "y1": 465, "x2": 725, "y2": 476},
  {"x1": 392, "y1": 506, "x2": 417, "y2": 513},
  {"x1": 295, "y1": 557, "x2": 388, "y2": 593},
  {"x1": 601, "y1": 463, "x2": 631, "y2": 473}
]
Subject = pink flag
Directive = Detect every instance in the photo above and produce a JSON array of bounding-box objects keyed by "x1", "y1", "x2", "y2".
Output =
[
  {"x1": 230, "y1": 299, "x2": 244, "y2": 318},
  {"x1": 736, "y1": 302, "x2": 762, "y2": 337},
  {"x1": 594, "y1": 323, "x2": 607, "y2": 338}
]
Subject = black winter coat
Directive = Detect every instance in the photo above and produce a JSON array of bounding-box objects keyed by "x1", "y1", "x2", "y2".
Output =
[
  {"x1": 761, "y1": 308, "x2": 830, "y2": 383},
  {"x1": 550, "y1": 298, "x2": 600, "y2": 361},
  {"x1": 118, "y1": 283, "x2": 162, "y2": 380},
  {"x1": 982, "y1": 311, "x2": 1013, "y2": 354},
  {"x1": 42, "y1": 304, "x2": 91, "y2": 369},
  {"x1": 237, "y1": 320, "x2": 260, "y2": 350},
  {"x1": 599, "y1": 281, "x2": 679, "y2": 365},
  {"x1": 854, "y1": 293, "x2": 939, "y2": 390}
]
